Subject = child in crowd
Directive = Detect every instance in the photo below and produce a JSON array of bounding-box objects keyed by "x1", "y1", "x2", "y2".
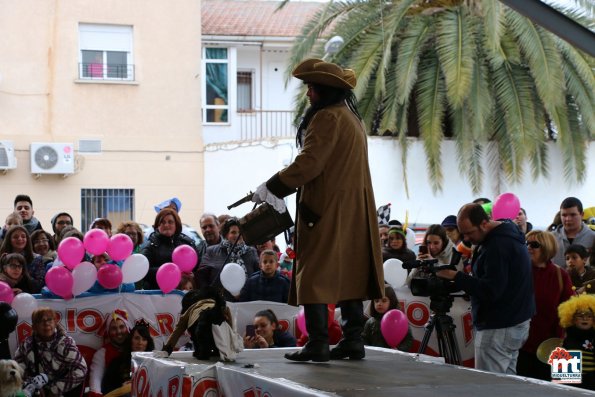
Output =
[
  {"x1": 0, "y1": 211, "x2": 22, "y2": 242},
  {"x1": 177, "y1": 272, "x2": 196, "y2": 291},
  {"x1": 0, "y1": 252, "x2": 33, "y2": 295},
  {"x1": 558, "y1": 294, "x2": 595, "y2": 390},
  {"x1": 239, "y1": 249, "x2": 290, "y2": 303},
  {"x1": 362, "y1": 284, "x2": 413, "y2": 352},
  {"x1": 279, "y1": 252, "x2": 293, "y2": 279},
  {"x1": 243, "y1": 309, "x2": 296, "y2": 349},
  {"x1": 566, "y1": 244, "x2": 595, "y2": 294}
]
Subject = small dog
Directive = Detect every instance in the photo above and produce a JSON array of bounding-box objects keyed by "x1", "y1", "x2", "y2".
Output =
[{"x1": 0, "y1": 359, "x2": 23, "y2": 397}]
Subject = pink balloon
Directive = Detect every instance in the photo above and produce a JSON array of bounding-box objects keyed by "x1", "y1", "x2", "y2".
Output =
[
  {"x1": 0, "y1": 281, "x2": 14, "y2": 304},
  {"x1": 156, "y1": 262, "x2": 181, "y2": 294},
  {"x1": 492, "y1": 192, "x2": 521, "y2": 220},
  {"x1": 97, "y1": 264, "x2": 123, "y2": 290},
  {"x1": 380, "y1": 309, "x2": 409, "y2": 348},
  {"x1": 107, "y1": 234, "x2": 134, "y2": 261},
  {"x1": 296, "y1": 306, "x2": 308, "y2": 337},
  {"x1": 45, "y1": 266, "x2": 74, "y2": 299},
  {"x1": 57, "y1": 237, "x2": 85, "y2": 269},
  {"x1": 84, "y1": 229, "x2": 110, "y2": 256},
  {"x1": 172, "y1": 245, "x2": 198, "y2": 273}
]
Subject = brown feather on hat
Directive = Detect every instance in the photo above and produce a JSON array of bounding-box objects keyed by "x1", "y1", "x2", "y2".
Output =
[{"x1": 292, "y1": 58, "x2": 357, "y2": 89}]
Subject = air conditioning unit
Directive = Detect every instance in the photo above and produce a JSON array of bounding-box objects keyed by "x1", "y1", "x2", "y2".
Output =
[
  {"x1": 30, "y1": 142, "x2": 75, "y2": 174},
  {"x1": 0, "y1": 141, "x2": 17, "y2": 170}
]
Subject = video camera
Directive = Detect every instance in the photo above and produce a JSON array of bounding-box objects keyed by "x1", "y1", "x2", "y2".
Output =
[{"x1": 402, "y1": 259, "x2": 460, "y2": 298}]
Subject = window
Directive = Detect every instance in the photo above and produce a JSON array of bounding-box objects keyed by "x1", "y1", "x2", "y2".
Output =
[
  {"x1": 203, "y1": 48, "x2": 229, "y2": 123},
  {"x1": 237, "y1": 71, "x2": 253, "y2": 112},
  {"x1": 79, "y1": 24, "x2": 134, "y2": 80},
  {"x1": 81, "y1": 188, "x2": 134, "y2": 232}
]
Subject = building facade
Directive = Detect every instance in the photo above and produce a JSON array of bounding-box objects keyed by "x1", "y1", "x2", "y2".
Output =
[{"x1": 0, "y1": 0, "x2": 203, "y2": 231}]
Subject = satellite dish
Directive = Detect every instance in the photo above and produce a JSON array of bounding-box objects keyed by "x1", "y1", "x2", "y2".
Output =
[
  {"x1": 324, "y1": 36, "x2": 344, "y2": 55},
  {"x1": 34, "y1": 145, "x2": 59, "y2": 170}
]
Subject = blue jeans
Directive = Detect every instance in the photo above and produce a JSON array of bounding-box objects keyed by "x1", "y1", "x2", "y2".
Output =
[{"x1": 474, "y1": 319, "x2": 530, "y2": 374}]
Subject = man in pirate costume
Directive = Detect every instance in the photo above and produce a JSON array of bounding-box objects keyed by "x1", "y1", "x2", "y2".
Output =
[{"x1": 252, "y1": 59, "x2": 384, "y2": 362}]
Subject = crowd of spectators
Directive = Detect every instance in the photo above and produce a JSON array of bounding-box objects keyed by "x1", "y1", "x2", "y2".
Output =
[{"x1": 1, "y1": 193, "x2": 595, "y2": 388}]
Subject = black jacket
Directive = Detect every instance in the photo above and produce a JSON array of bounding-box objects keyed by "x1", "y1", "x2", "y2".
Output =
[{"x1": 140, "y1": 231, "x2": 205, "y2": 290}]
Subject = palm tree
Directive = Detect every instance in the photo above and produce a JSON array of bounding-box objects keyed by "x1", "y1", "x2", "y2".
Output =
[{"x1": 284, "y1": 0, "x2": 594, "y2": 194}]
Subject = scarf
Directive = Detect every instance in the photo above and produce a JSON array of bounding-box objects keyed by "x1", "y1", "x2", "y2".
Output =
[
  {"x1": 220, "y1": 239, "x2": 250, "y2": 272},
  {"x1": 0, "y1": 272, "x2": 22, "y2": 288}
]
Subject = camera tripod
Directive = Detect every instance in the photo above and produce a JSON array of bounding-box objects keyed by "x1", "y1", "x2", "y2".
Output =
[{"x1": 417, "y1": 294, "x2": 462, "y2": 365}]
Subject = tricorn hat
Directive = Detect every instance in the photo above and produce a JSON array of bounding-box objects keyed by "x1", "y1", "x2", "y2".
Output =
[{"x1": 292, "y1": 58, "x2": 356, "y2": 89}]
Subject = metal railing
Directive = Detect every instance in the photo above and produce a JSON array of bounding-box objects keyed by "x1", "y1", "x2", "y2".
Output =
[
  {"x1": 237, "y1": 110, "x2": 296, "y2": 140},
  {"x1": 78, "y1": 63, "x2": 135, "y2": 81}
]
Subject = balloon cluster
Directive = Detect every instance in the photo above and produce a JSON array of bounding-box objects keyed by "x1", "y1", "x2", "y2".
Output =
[
  {"x1": 45, "y1": 229, "x2": 144, "y2": 299},
  {"x1": 155, "y1": 245, "x2": 198, "y2": 294}
]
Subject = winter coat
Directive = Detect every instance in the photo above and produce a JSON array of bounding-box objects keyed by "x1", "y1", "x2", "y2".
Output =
[
  {"x1": 239, "y1": 270, "x2": 290, "y2": 303},
  {"x1": 552, "y1": 224, "x2": 595, "y2": 268},
  {"x1": 196, "y1": 242, "x2": 259, "y2": 291},
  {"x1": 453, "y1": 220, "x2": 536, "y2": 330},
  {"x1": 140, "y1": 231, "x2": 204, "y2": 290},
  {"x1": 266, "y1": 101, "x2": 383, "y2": 305}
]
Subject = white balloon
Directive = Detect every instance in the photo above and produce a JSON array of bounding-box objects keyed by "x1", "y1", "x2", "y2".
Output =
[
  {"x1": 406, "y1": 228, "x2": 416, "y2": 251},
  {"x1": 122, "y1": 254, "x2": 149, "y2": 283},
  {"x1": 383, "y1": 258, "x2": 406, "y2": 287},
  {"x1": 220, "y1": 262, "x2": 246, "y2": 295},
  {"x1": 11, "y1": 293, "x2": 38, "y2": 320},
  {"x1": 72, "y1": 261, "x2": 97, "y2": 296}
]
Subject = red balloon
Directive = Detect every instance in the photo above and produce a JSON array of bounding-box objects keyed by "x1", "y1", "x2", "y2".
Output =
[
  {"x1": 380, "y1": 309, "x2": 409, "y2": 348},
  {"x1": 97, "y1": 264, "x2": 123, "y2": 289}
]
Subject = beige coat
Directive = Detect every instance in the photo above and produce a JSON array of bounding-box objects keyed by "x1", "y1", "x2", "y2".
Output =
[{"x1": 267, "y1": 102, "x2": 384, "y2": 305}]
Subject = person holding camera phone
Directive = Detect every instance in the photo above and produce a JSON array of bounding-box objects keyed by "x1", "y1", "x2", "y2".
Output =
[
  {"x1": 436, "y1": 203, "x2": 535, "y2": 375},
  {"x1": 243, "y1": 309, "x2": 296, "y2": 349}
]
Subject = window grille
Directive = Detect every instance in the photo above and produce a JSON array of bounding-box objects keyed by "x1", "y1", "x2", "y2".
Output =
[{"x1": 81, "y1": 188, "x2": 135, "y2": 232}]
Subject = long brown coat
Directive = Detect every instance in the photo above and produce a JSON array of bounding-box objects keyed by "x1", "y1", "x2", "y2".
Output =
[{"x1": 267, "y1": 102, "x2": 384, "y2": 305}]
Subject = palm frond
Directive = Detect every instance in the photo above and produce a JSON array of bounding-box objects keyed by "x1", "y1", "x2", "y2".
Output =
[
  {"x1": 467, "y1": 51, "x2": 493, "y2": 137},
  {"x1": 506, "y1": 10, "x2": 566, "y2": 109},
  {"x1": 435, "y1": 6, "x2": 476, "y2": 108},
  {"x1": 562, "y1": 59, "x2": 595, "y2": 135},
  {"x1": 452, "y1": 106, "x2": 484, "y2": 193},
  {"x1": 395, "y1": 16, "x2": 432, "y2": 104},
  {"x1": 480, "y1": 0, "x2": 505, "y2": 59},
  {"x1": 548, "y1": 102, "x2": 586, "y2": 182},
  {"x1": 415, "y1": 51, "x2": 445, "y2": 193}
]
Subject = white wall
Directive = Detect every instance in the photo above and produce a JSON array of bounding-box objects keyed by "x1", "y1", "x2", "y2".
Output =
[{"x1": 205, "y1": 138, "x2": 595, "y2": 230}]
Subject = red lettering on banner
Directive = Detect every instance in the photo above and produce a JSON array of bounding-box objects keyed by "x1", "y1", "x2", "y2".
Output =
[
  {"x1": 167, "y1": 377, "x2": 179, "y2": 397},
  {"x1": 66, "y1": 308, "x2": 76, "y2": 332},
  {"x1": 461, "y1": 312, "x2": 473, "y2": 345},
  {"x1": 156, "y1": 313, "x2": 175, "y2": 335},
  {"x1": 398, "y1": 300, "x2": 405, "y2": 312},
  {"x1": 406, "y1": 301, "x2": 430, "y2": 327},
  {"x1": 76, "y1": 309, "x2": 104, "y2": 334},
  {"x1": 16, "y1": 322, "x2": 32, "y2": 344},
  {"x1": 277, "y1": 319, "x2": 289, "y2": 332},
  {"x1": 132, "y1": 366, "x2": 149, "y2": 397},
  {"x1": 192, "y1": 378, "x2": 218, "y2": 397}
]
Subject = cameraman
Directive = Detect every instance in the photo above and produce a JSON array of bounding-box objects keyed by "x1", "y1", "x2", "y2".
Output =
[{"x1": 436, "y1": 203, "x2": 535, "y2": 375}]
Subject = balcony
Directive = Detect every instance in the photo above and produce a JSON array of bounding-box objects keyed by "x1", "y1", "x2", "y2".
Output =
[
  {"x1": 78, "y1": 63, "x2": 135, "y2": 81},
  {"x1": 237, "y1": 110, "x2": 296, "y2": 141}
]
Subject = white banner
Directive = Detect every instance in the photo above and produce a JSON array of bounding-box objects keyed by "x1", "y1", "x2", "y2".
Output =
[{"x1": 8, "y1": 288, "x2": 474, "y2": 369}]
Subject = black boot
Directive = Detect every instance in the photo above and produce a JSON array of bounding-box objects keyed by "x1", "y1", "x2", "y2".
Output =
[
  {"x1": 330, "y1": 300, "x2": 365, "y2": 360},
  {"x1": 285, "y1": 304, "x2": 329, "y2": 362}
]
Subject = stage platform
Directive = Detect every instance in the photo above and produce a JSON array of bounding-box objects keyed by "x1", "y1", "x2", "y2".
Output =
[{"x1": 131, "y1": 347, "x2": 595, "y2": 397}]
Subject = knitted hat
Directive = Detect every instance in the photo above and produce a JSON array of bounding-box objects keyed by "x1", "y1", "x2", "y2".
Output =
[
  {"x1": 292, "y1": 58, "x2": 356, "y2": 89},
  {"x1": 50, "y1": 212, "x2": 73, "y2": 233},
  {"x1": 441, "y1": 215, "x2": 457, "y2": 229}
]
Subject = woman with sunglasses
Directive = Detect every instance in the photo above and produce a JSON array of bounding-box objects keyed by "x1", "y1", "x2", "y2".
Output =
[{"x1": 516, "y1": 230, "x2": 575, "y2": 380}]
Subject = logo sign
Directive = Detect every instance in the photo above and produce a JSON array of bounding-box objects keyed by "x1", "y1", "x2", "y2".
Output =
[{"x1": 548, "y1": 347, "x2": 582, "y2": 384}]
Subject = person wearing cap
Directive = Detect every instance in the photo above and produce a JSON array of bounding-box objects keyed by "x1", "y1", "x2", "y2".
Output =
[
  {"x1": 88, "y1": 309, "x2": 131, "y2": 397},
  {"x1": 51, "y1": 212, "x2": 73, "y2": 245},
  {"x1": 382, "y1": 227, "x2": 416, "y2": 265},
  {"x1": 251, "y1": 59, "x2": 383, "y2": 362},
  {"x1": 154, "y1": 197, "x2": 182, "y2": 213},
  {"x1": 441, "y1": 215, "x2": 462, "y2": 246}
]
